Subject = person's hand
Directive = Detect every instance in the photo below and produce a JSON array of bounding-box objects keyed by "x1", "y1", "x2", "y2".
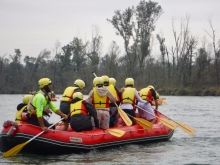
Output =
[
  {"x1": 120, "y1": 87, "x2": 125, "y2": 93},
  {"x1": 61, "y1": 114, "x2": 68, "y2": 120},
  {"x1": 42, "y1": 126, "x2": 48, "y2": 132}
]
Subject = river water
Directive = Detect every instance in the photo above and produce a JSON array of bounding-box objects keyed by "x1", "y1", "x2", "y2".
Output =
[{"x1": 0, "y1": 94, "x2": 219, "y2": 165}]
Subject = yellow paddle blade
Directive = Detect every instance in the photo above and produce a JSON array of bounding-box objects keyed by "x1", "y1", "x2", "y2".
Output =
[
  {"x1": 3, "y1": 141, "x2": 29, "y2": 158},
  {"x1": 107, "y1": 129, "x2": 126, "y2": 137},
  {"x1": 134, "y1": 117, "x2": 153, "y2": 131},
  {"x1": 176, "y1": 122, "x2": 195, "y2": 135},
  {"x1": 158, "y1": 117, "x2": 178, "y2": 130},
  {"x1": 116, "y1": 105, "x2": 132, "y2": 126},
  {"x1": 162, "y1": 99, "x2": 167, "y2": 104}
]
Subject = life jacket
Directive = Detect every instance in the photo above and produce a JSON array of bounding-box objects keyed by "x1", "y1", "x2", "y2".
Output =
[
  {"x1": 61, "y1": 86, "x2": 79, "y2": 102},
  {"x1": 92, "y1": 87, "x2": 110, "y2": 108},
  {"x1": 121, "y1": 88, "x2": 136, "y2": 106},
  {"x1": 70, "y1": 100, "x2": 88, "y2": 117},
  {"x1": 139, "y1": 87, "x2": 153, "y2": 104},
  {"x1": 27, "y1": 90, "x2": 51, "y2": 116},
  {"x1": 15, "y1": 105, "x2": 28, "y2": 124},
  {"x1": 107, "y1": 84, "x2": 120, "y2": 103}
]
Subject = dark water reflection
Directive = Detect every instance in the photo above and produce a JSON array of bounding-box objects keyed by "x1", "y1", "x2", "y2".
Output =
[{"x1": 0, "y1": 95, "x2": 219, "y2": 164}]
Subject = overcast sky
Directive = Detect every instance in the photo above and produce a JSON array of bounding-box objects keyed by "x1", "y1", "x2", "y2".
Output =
[{"x1": 0, "y1": 0, "x2": 219, "y2": 59}]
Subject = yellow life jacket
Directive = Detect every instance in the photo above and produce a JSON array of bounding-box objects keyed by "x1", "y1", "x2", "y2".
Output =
[
  {"x1": 121, "y1": 88, "x2": 136, "y2": 104},
  {"x1": 139, "y1": 87, "x2": 150, "y2": 100},
  {"x1": 107, "y1": 84, "x2": 120, "y2": 102},
  {"x1": 15, "y1": 105, "x2": 28, "y2": 124},
  {"x1": 139, "y1": 87, "x2": 153, "y2": 103},
  {"x1": 70, "y1": 100, "x2": 88, "y2": 117},
  {"x1": 61, "y1": 86, "x2": 79, "y2": 102},
  {"x1": 27, "y1": 90, "x2": 51, "y2": 115},
  {"x1": 92, "y1": 87, "x2": 110, "y2": 108}
]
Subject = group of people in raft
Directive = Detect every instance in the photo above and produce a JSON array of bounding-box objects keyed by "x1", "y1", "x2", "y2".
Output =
[{"x1": 15, "y1": 76, "x2": 160, "y2": 132}]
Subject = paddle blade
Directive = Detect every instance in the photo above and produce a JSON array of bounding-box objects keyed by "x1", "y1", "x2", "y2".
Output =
[
  {"x1": 176, "y1": 122, "x2": 195, "y2": 135},
  {"x1": 158, "y1": 117, "x2": 178, "y2": 130},
  {"x1": 134, "y1": 117, "x2": 153, "y2": 131},
  {"x1": 107, "y1": 129, "x2": 125, "y2": 137},
  {"x1": 3, "y1": 141, "x2": 29, "y2": 158},
  {"x1": 117, "y1": 106, "x2": 132, "y2": 126}
]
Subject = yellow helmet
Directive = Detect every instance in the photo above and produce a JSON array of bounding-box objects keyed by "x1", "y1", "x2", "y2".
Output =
[
  {"x1": 147, "y1": 85, "x2": 155, "y2": 90},
  {"x1": 38, "y1": 78, "x2": 52, "y2": 88},
  {"x1": 73, "y1": 92, "x2": 83, "y2": 100},
  {"x1": 109, "y1": 78, "x2": 116, "y2": 86},
  {"x1": 125, "y1": 78, "x2": 134, "y2": 86},
  {"x1": 93, "y1": 77, "x2": 104, "y2": 86},
  {"x1": 22, "y1": 94, "x2": 32, "y2": 104},
  {"x1": 74, "y1": 79, "x2": 85, "y2": 89},
  {"x1": 101, "y1": 75, "x2": 109, "y2": 83}
]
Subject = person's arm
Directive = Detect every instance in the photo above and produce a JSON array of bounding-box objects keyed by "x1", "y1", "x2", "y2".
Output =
[
  {"x1": 151, "y1": 89, "x2": 158, "y2": 111},
  {"x1": 135, "y1": 90, "x2": 146, "y2": 103},
  {"x1": 115, "y1": 87, "x2": 122, "y2": 105},
  {"x1": 85, "y1": 90, "x2": 94, "y2": 104},
  {"x1": 107, "y1": 90, "x2": 117, "y2": 103},
  {"x1": 83, "y1": 101, "x2": 99, "y2": 128}
]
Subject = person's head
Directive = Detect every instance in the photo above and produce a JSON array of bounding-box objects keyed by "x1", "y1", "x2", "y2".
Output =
[
  {"x1": 72, "y1": 92, "x2": 83, "y2": 100},
  {"x1": 22, "y1": 94, "x2": 32, "y2": 104},
  {"x1": 109, "y1": 77, "x2": 116, "y2": 86},
  {"x1": 125, "y1": 78, "x2": 134, "y2": 87},
  {"x1": 38, "y1": 78, "x2": 52, "y2": 93},
  {"x1": 93, "y1": 77, "x2": 104, "y2": 87},
  {"x1": 74, "y1": 79, "x2": 85, "y2": 90},
  {"x1": 101, "y1": 75, "x2": 109, "y2": 86}
]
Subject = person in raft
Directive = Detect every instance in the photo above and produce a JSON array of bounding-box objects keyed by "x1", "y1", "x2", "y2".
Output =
[
  {"x1": 15, "y1": 94, "x2": 33, "y2": 124},
  {"x1": 69, "y1": 92, "x2": 99, "y2": 132},
  {"x1": 120, "y1": 78, "x2": 147, "y2": 125},
  {"x1": 26, "y1": 78, "x2": 68, "y2": 132},
  {"x1": 137, "y1": 85, "x2": 158, "y2": 123},
  {"x1": 86, "y1": 77, "x2": 116, "y2": 129},
  {"x1": 60, "y1": 79, "x2": 85, "y2": 131},
  {"x1": 102, "y1": 76, "x2": 122, "y2": 127}
]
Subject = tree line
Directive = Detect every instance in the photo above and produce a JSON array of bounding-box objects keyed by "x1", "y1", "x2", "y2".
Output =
[{"x1": 1, "y1": 0, "x2": 220, "y2": 96}]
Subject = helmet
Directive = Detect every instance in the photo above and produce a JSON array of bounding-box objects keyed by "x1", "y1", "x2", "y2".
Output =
[
  {"x1": 73, "y1": 92, "x2": 83, "y2": 100},
  {"x1": 22, "y1": 94, "x2": 32, "y2": 104},
  {"x1": 93, "y1": 77, "x2": 104, "y2": 86},
  {"x1": 109, "y1": 78, "x2": 116, "y2": 86},
  {"x1": 147, "y1": 85, "x2": 155, "y2": 90},
  {"x1": 125, "y1": 78, "x2": 134, "y2": 86},
  {"x1": 74, "y1": 79, "x2": 85, "y2": 89},
  {"x1": 38, "y1": 78, "x2": 52, "y2": 88},
  {"x1": 101, "y1": 75, "x2": 109, "y2": 83}
]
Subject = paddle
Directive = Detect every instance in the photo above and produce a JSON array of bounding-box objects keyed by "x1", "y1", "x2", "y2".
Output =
[
  {"x1": 3, "y1": 118, "x2": 64, "y2": 158},
  {"x1": 135, "y1": 105, "x2": 178, "y2": 130},
  {"x1": 105, "y1": 128, "x2": 125, "y2": 137},
  {"x1": 125, "y1": 113, "x2": 153, "y2": 131},
  {"x1": 91, "y1": 71, "x2": 132, "y2": 126},
  {"x1": 156, "y1": 111, "x2": 195, "y2": 135}
]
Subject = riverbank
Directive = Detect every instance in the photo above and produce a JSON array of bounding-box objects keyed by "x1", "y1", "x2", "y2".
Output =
[{"x1": 157, "y1": 86, "x2": 220, "y2": 96}]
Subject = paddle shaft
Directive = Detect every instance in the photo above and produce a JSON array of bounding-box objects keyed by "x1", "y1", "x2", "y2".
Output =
[{"x1": 27, "y1": 118, "x2": 64, "y2": 143}]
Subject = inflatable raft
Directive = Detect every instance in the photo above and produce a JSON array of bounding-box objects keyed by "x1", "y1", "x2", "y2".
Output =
[{"x1": 0, "y1": 111, "x2": 174, "y2": 155}]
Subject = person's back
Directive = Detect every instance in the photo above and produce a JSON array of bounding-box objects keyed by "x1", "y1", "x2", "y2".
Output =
[
  {"x1": 69, "y1": 92, "x2": 99, "y2": 132},
  {"x1": 60, "y1": 79, "x2": 85, "y2": 131},
  {"x1": 120, "y1": 78, "x2": 147, "y2": 125},
  {"x1": 138, "y1": 85, "x2": 157, "y2": 123}
]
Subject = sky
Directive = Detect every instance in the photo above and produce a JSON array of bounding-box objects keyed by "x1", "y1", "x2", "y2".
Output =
[{"x1": 0, "y1": 0, "x2": 220, "y2": 60}]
